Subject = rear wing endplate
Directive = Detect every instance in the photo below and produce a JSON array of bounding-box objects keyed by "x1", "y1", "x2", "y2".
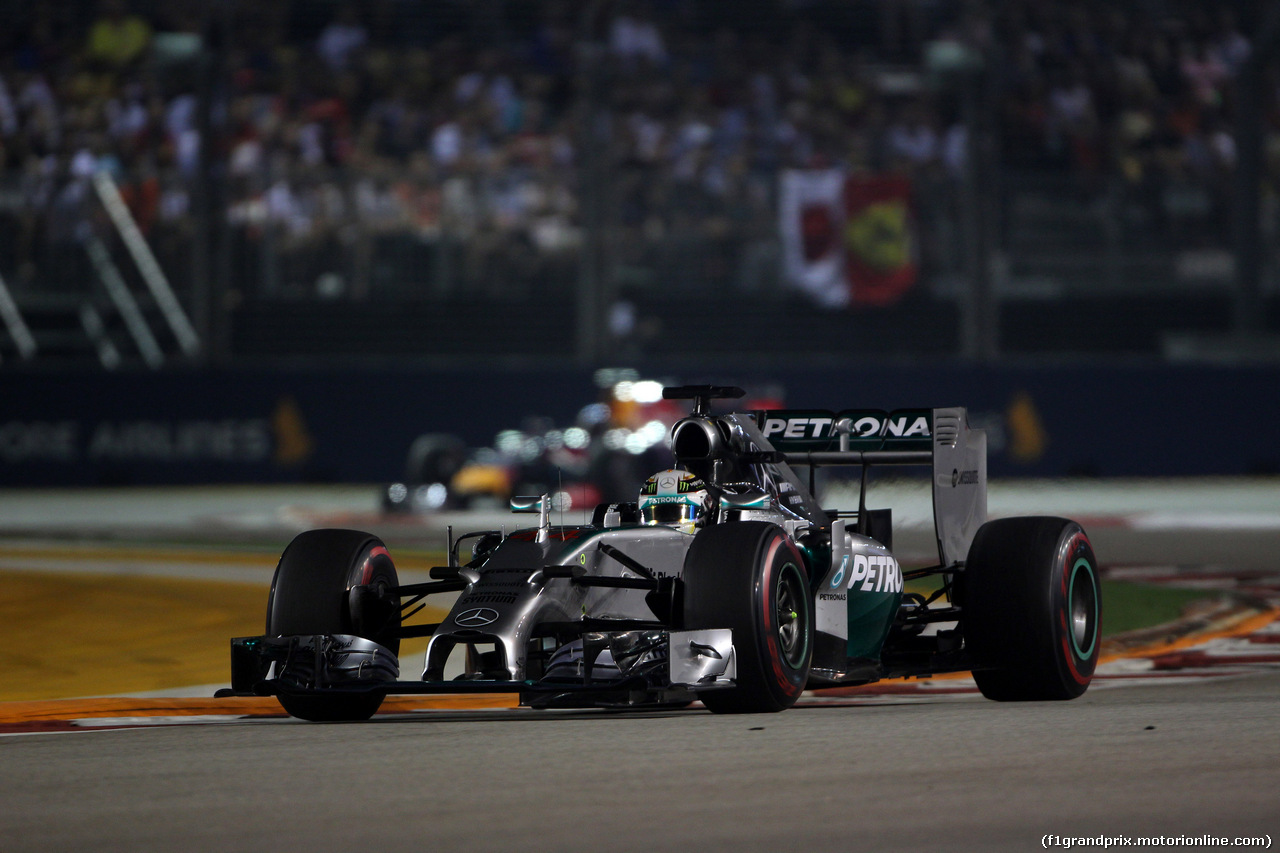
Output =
[{"x1": 753, "y1": 407, "x2": 987, "y2": 567}]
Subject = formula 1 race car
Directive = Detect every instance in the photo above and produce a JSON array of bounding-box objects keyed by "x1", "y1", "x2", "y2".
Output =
[{"x1": 219, "y1": 386, "x2": 1101, "y2": 720}]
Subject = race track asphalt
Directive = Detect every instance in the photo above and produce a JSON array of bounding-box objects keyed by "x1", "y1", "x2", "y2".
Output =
[{"x1": 1, "y1": 671, "x2": 1277, "y2": 852}]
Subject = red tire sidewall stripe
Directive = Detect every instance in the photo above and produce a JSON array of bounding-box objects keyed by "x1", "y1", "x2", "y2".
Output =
[
  {"x1": 761, "y1": 534, "x2": 805, "y2": 699},
  {"x1": 359, "y1": 545, "x2": 392, "y2": 586}
]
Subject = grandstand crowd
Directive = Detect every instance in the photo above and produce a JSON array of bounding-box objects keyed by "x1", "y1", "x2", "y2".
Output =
[{"x1": 0, "y1": 0, "x2": 1269, "y2": 300}]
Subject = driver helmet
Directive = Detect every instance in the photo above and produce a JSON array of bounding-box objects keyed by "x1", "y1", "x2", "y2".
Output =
[{"x1": 639, "y1": 469, "x2": 711, "y2": 532}]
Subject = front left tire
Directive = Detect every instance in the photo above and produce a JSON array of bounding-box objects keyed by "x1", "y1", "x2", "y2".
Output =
[{"x1": 682, "y1": 522, "x2": 813, "y2": 713}]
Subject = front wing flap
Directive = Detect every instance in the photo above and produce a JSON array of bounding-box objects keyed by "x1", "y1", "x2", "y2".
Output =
[{"x1": 228, "y1": 633, "x2": 399, "y2": 694}]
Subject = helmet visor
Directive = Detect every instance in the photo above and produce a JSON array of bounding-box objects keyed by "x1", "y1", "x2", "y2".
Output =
[{"x1": 642, "y1": 501, "x2": 698, "y2": 525}]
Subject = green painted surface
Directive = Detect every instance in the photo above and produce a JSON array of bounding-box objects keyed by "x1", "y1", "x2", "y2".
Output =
[
  {"x1": 1098, "y1": 580, "x2": 1213, "y2": 637},
  {"x1": 846, "y1": 589, "x2": 901, "y2": 660}
]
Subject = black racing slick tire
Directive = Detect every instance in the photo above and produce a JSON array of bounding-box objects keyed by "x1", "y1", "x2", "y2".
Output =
[
  {"x1": 683, "y1": 522, "x2": 813, "y2": 713},
  {"x1": 267, "y1": 529, "x2": 401, "y2": 721},
  {"x1": 959, "y1": 517, "x2": 1101, "y2": 701}
]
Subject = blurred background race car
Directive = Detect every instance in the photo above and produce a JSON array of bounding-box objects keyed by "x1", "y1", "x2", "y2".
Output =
[
  {"x1": 381, "y1": 376, "x2": 669, "y2": 513},
  {"x1": 381, "y1": 373, "x2": 784, "y2": 513}
]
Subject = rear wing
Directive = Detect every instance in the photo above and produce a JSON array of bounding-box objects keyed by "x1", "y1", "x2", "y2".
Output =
[{"x1": 751, "y1": 408, "x2": 987, "y2": 567}]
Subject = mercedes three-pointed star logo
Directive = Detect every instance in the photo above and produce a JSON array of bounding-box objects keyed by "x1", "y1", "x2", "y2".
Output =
[{"x1": 454, "y1": 607, "x2": 500, "y2": 628}]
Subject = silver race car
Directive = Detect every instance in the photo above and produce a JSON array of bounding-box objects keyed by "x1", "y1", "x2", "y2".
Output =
[{"x1": 219, "y1": 385, "x2": 1101, "y2": 720}]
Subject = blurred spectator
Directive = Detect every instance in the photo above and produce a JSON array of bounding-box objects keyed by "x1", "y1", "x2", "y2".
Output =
[
  {"x1": 316, "y1": 4, "x2": 368, "y2": 72},
  {"x1": 609, "y1": 3, "x2": 668, "y2": 69},
  {"x1": 884, "y1": 101, "x2": 940, "y2": 173},
  {"x1": 0, "y1": 0, "x2": 1274, "y2": 308},
  {"x1": 84, "y1": 0, "x2": 152, "y2": 71}
]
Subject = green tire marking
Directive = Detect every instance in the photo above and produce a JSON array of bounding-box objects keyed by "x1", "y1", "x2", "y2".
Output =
[{"x1": 1068, "y1": 557, "x2": 1099, "y2": 660}]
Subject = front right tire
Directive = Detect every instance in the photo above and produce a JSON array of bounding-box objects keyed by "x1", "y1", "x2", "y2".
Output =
[{"x1": 267, "y1": 529, "x2": 401, "y2": 721}]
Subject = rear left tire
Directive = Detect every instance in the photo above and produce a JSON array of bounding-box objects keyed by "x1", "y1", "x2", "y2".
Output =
[{"x1": 958, "y1": 516, "x2": 1101, "y2": 701}]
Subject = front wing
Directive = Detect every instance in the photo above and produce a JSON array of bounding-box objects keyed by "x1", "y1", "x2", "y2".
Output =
[{"x1": 217, "y1": 628, "x2": 737, "y2": 704}]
